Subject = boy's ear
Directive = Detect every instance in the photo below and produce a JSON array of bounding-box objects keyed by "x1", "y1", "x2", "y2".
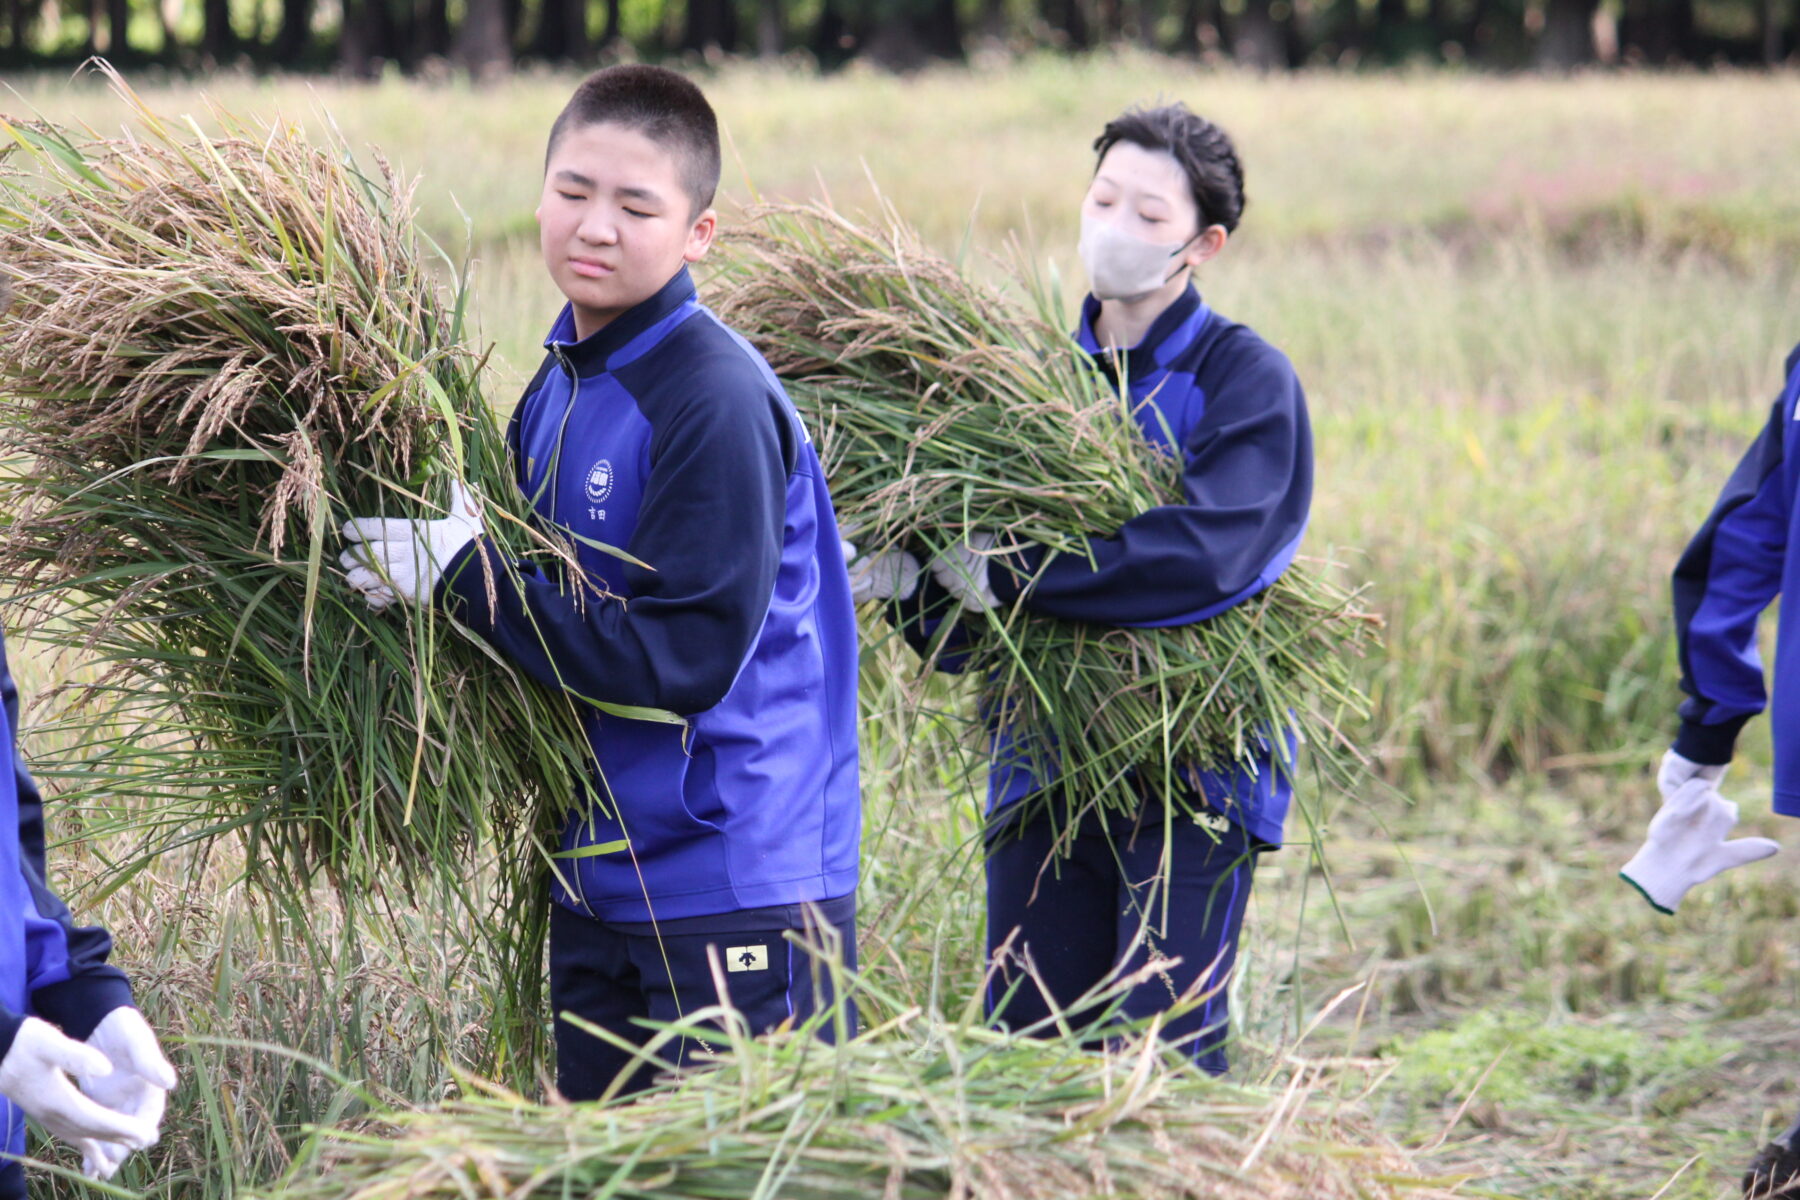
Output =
[
  {"x1": 684, "y1": 207, "x2": 719, "y2": 263},
  {"x1": 1186, "y1": 224, "x2": 1228, "y2": 270}
]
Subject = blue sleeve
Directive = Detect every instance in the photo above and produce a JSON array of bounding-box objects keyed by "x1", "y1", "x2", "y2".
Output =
[
  {"x1": 439, "y1": 380, "x2": 795, "y2": 717},
  {"x1": 989, "y1": 339, "x2": 1312, "y2": 627},
  {"x1": 1671, "y1": 375, "x2": 1795, "y2": 764},
  {"x1": 0, "y1": 635, "x2": 134, "y2": 1048}
]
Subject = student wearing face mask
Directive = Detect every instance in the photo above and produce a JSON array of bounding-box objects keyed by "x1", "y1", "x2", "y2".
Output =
[{"x1": 852, "y1": 103, "x2": 1310, "y2": 1074}]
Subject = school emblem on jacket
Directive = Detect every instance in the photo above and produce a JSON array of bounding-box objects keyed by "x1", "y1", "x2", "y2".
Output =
[{"x1": 585, "y1": 459, "x2": 615, "y2": 504}]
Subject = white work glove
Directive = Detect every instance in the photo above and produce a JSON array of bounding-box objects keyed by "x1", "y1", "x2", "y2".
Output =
[
  {"x1": 74, "y1": 1008, "x2": 176, "y2": 1181},
  {"x1": 0, "y1": 1018, "x2": 158, "y2": 1168},
  {"x1": 339, "y1": 481, "x2": 482, "y2": 611},
  {"x1": 929, "y1": 532, "x2": 1000, "y2": 613},
  {"x1": 1658, "y1": 748, "x2": 1727, "y2": 801},
  {"x1": 1620, "y1": 778, "x2": 1780, "y2": 914},
  {"x1": 841, "y1": 539, "x2": 920, "y2": 605}
]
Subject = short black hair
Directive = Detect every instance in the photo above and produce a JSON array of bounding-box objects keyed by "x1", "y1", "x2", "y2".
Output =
[
  {"x1": 1093, "y1": 103, "x2": 1245, "y2": 234},
  {"x1": 547, "y1": 65, "x2": 722, "y2": 215}
]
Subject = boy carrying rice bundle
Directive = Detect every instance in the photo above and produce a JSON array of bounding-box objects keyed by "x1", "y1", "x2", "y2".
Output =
[
  {"x1": 1, "y1": 63, "x2": 859, "y2": 1106},
  {"x1": 339, "y1": 65, "x2": 863, "y2": 1101},
  {"x1": 908, "y1": 104, "x2": 1311, "y2": 1076},
  {"x1": 716, "y1": 104, "x2": 1372, "y2": 1076}
]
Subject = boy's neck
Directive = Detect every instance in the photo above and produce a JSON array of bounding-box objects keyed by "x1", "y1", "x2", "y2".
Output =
[
  {"x1": 571, "y1": 308, "x2": 611, "y2": 342},
  {"x1": 1091, "y1": 272, "x2": 1190, "y2": 353},
  {"x1": 571, "y1": 297, "x2": 634, "y2": 342}
]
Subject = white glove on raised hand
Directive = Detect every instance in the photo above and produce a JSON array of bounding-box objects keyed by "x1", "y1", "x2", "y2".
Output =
[
  {"x1": 339, "y1": 481, "x2": 482, "y2": 611},
  {"x1": 1621, "y1": 778, "x2": 1780, "y2": 914},
  {"x1": 929, "y1": 532, "x2": 1000, "y2": 613},
  {"x1": 74, "y1": 1008, "x2": 176, "y2": 1181},
  {"x1": 841, "y1": 540, "x2": 921, "y2": 605},
  {"x1": 0, "y1": 1018, "x2": 158, "y2": 1168},
  {"x1": 1658, "y1": 748, "x2": 1727, "y2": 802}
]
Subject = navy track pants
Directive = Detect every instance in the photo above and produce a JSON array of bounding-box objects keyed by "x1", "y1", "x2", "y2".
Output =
[
  {"x1": 984, "y1": 807, "x2": 1259, "y2": 1075},
  {"x1": 549, "y1": 893, "x2": 857, "y2": 1100}
]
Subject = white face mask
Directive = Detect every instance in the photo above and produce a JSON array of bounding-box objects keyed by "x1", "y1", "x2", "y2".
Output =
[{"x1": 1077, "y1": 214, "x2": 1198, "y2": 302}]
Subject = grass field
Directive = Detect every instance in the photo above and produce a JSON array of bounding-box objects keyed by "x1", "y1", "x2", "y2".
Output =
[{"x1": 7, "y1": 56, "x2": 1800, "y2": 1199}]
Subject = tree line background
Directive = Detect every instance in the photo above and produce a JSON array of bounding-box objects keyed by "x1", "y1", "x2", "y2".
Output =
[{"x1": 0, "y1": 0, "x2": 1791, "y2": 97}]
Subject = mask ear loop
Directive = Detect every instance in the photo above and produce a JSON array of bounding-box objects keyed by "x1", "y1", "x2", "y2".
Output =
[{"x1": 1159, "y1": 230, "x2": 1203, "y2": 286}]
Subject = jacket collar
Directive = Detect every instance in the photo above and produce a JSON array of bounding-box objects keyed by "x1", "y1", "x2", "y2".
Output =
[
  {"x1": 545, "y1": 266, "x2": 699, "y2": 376},
  {"x1": 1076, "y1": 284, "x2": 1210, "y2": 386}
]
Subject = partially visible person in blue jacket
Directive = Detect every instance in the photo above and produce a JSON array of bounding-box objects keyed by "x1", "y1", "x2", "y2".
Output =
[
  {"x1": 0, "y1": 625, "x2": 176, "y2": 1194},
  {"x1": 337, "y1": 65, "x2": 861, "y2": 1101},
  {"x1": 1611, "y1": 343, "x2": 1800, "y2": 1197},
  {"x1": 849, "y1": 103, "x2": 1311, "y2": 1076}
]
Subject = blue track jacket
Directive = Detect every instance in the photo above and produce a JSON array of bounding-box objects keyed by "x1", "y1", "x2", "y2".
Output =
[
  {"x1": 439, "y1": 269, "x2": 862, "y2": 923},
  {"x1": 0, "y1": 629, "x2": 136, "y2": 1171},
  {"x1": 1672, "y1": 343, "x2": 1800, "y2": 817},
  {"x1": 907, "y1": 287, "x2": 1311, "y2": 847}
]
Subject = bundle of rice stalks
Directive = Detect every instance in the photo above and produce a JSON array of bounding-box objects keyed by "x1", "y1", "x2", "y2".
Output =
[
  {"x1": 260, "y1": 1002, "x2": 1464, "y2": 1200},
  {"x1": 0, "y1": 73, "x2": 627, "y2": 913},
  {"x1": 710, "y1": 202, "x2": 1381, "y2": 831}
]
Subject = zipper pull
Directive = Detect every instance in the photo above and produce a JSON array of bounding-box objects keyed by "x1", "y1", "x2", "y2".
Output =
[{"x1": 551, "y1": 344, "x2": 576, "y2": 379}]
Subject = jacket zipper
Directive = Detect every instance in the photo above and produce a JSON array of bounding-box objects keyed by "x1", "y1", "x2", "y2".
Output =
[
  {"x1": 544, "y1": 344, "x2": 582, "y2": 531},
  {"x1": 545, "y1": 342, "x2": 601, "y2": 919}
]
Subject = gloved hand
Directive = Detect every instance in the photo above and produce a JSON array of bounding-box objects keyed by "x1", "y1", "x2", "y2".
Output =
[
  {"x1": 0, "y1": 1018, "x2": 158, "y2": 1167},
  {"x1": 841, "y1": 540, "x2": 920, "y2": 605},
  {"x1": 75, "y1": 1008, "x2": 176, "y2": 1181},
  {"x1": 339, "y1": 481, "x2": 482, "y2": 611},
  {"x1": 1658, "y1": 748, "x2": 1727, "y2": 802},
  {"x1": 1620, "y1": 777, "x2": 1780, "y2": 914},
  {"x1": 929, "y1": 532, "x2": 1000, "y2": 613}
]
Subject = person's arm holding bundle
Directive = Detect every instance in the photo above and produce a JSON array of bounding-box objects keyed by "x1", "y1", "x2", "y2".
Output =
[
  {"x1": 933, "y1": 341, "x2": 1311, "y2": 628},
  {"x1": 342, "y1": 385, "x2": 792, "y2": 717}
]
